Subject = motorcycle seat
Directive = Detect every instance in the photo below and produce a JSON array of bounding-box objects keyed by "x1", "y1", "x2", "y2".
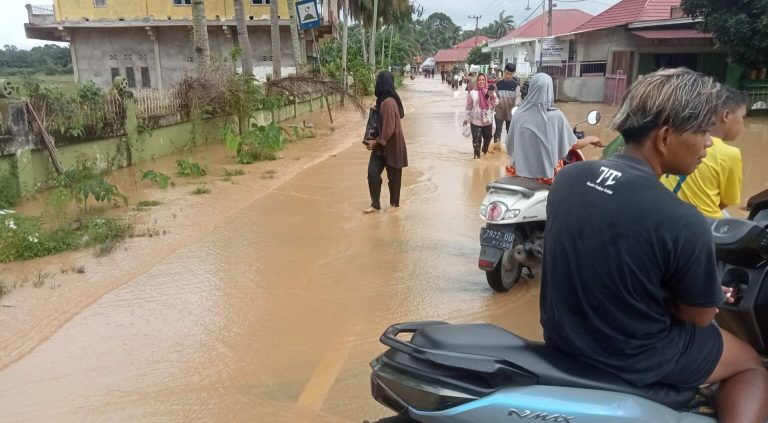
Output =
[
  {"x1": 491, "y1": 176, "x2": 550, "y2": 192},
  {"x1": 410, "y1": 323, "x2": 697, "y2": 410}
]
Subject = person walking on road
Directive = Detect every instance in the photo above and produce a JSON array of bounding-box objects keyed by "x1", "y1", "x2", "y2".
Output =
[
  {"x1": 463, "y1": 73, "x2": 498, "y2": 159},
  {"x1": 491, "y1": 63, "x2": 521, "y2": 153},
  {"x1": 363, "y1": 71, "x2": 408, "y2": 214}
]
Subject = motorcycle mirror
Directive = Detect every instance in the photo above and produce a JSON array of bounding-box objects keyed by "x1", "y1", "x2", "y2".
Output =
[
  {"x1": 587, "y1": 110, "x2": 601, "y2": 125},
  {"x1": 511, "y1": 106, "x2": 519, "y2": 117}
]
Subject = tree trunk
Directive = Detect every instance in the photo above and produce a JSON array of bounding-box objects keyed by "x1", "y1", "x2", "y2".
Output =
[
  {"x1": 341, "y1": 0, "x2": 349, "y2": 91},
  {"x1": 270, "y1": 0, "x2": 282, "y2": 79},
  {"x1": 286, "y1": 0, "x2": 303, "y2": 74},
  {"x1": 361, "y1": 26, "x2": 368, "y2": 63},
  {"x1": 233, "y1": 0, "x2": 253, "y2": 76},
  {"x1": 192, "y1": 0, "x2": 210, "y2": 73},
  {"x1": 368, "y1": 0, "x2": 378, "y2": 67}
]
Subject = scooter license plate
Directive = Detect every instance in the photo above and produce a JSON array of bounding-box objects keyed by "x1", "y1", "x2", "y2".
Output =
[{"x1": 480, "y1": 228, "x2": 515, "y2": 250}]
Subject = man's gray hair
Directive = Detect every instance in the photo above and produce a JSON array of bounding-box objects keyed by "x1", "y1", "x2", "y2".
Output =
[{"x1": 610, "y1": 68, "x2": 724, "y2": 144}]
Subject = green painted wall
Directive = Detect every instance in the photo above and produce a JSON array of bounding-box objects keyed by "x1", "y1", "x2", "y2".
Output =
[{"x1": 0, "y1": 94, "x2": 338, "y2": 196}]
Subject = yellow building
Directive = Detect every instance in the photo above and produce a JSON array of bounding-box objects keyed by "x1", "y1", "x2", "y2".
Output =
[{"x1": 25, "y1": 0, "x2": 336, "y2": 88}]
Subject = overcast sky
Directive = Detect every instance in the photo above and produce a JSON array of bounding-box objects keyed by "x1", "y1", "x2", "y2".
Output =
[{"x1": 1, "y1": 0, "x2": 623, "y2": 50}]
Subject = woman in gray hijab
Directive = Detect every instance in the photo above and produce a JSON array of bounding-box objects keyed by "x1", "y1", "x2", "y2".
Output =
[{"x1": 505, "y1": 73, "x2": 602, "y2": 181}]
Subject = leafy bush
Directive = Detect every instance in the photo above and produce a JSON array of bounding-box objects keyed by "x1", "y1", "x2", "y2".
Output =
[
  {"x1": 141, "y1": 170, "x2": 172, "y2": 188},
  {"x1": 225, "y1": 122, "x2": 285, "y2": 164},
  {"x1": 22, "y1": 77, "x2": 123, "y2": 141},
  {"x1": 176, "y1": 159, "x2": 208, "y2": 177},
  {"x1": 55, "y1": 158, "x2": 127, "y2": 209}
]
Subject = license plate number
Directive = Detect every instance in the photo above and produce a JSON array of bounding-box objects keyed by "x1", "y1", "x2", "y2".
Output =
[{"x1": 480, "y1": 228, "x2": 515, "y2": 250}]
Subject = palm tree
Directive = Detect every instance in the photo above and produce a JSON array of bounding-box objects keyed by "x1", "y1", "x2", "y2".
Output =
[
  {"x1": 286, "y1": 0, "x2": 304, "y2": 74},
  {"x1": 490, "y1": 11, "x2": 515, "y2": 39},
  {"x1": 233, "y1": 0, "x2": 253, "y2": 76},
  {"x1": 270, "y1": 0, "x2": 281, "y2": 79},
  {"x1": 192, "y1": 0, "x2": 210, "y2": 74}
]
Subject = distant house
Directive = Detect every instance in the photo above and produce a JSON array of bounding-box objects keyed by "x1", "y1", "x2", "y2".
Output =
[
  {"x1": 546, "y1": 0, "x2": 738, "y2": 103},
  {"x1": 485, "y1": 9, "x2": 594, "y2": 76},
  {"x1": 23, "y1": 0, "x2": 335, "y2": 89},
  {"x1": 433, "y1": 36, "x2": 494, "y2": 72}
]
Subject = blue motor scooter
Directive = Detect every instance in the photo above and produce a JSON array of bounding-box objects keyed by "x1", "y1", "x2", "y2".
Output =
[{"x1": 369, "y1": 190, "x2": 768, "y2": 423}]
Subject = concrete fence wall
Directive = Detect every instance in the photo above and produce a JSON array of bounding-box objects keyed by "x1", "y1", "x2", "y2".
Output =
[{"x1": 0, "y1": 93, "x2": 337, "y2": 196}]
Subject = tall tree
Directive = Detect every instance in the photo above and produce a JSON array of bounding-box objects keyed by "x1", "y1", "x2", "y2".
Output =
[
  {"x1": 286, "y1": 0, "x2": 304, "y2": 74},
  {"x1": 192, "y1": 0, "x2": 210, "y2": 73},
  {"x1": 233, "y1": 0, "x2": 253, "y2": 76},
  {"x1": 490, "y1": 11, "x2": 515, "y2": 39},
  {"x1": 681, "y1": 0, "x2": 768, "y2": 67},
  {"x1": 270, "y1": 0, "x2": 282, "y2": 78},
  {"x1": 341, "y1": 0, "x2": 350, "y2": 90},
  {"x1": 423, "y1": 13, "x2": 462, "y2": 50}
]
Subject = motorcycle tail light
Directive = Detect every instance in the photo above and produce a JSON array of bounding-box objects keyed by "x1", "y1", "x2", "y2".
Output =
[{"x1": 487, "y1": 202, "x2": 506, "y2": 222}]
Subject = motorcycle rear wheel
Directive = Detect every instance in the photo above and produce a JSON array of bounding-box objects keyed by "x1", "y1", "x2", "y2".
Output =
[{"x1": 485, "y1": 234, "x2": 523, "y2": 292}]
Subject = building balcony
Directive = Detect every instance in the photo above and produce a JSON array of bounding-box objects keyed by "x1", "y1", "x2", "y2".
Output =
[{"x1": 26, "y1": 3, "x2": 56, "y2": 25}]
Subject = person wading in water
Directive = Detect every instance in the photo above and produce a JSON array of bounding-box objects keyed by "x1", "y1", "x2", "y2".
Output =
[{"x1": 363, "y1": 71, "x2": 408, "y2": 214}]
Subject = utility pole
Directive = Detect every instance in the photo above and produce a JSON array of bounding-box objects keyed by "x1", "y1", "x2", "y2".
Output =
[
  {"x1": 468, "y1": 14, "x2": 481, "y2": 46},
  {"x1": 547, "y1": 0, "x2": 553, "y2": 36}
]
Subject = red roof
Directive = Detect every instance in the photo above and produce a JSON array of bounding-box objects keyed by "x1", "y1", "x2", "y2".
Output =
[
  {"x1": 433, "y1": 48, "x2": 472, "y2": 63},
  {"x1": 576, "y1": 0, "x2": 681, "y2": 32},
  {"x1": 498, "y1": 9, "x2": 594, "y2": 41},
  {"x1": 631, "y1": 28, "x2": 710, "y2": 38},
  {"x1": 453, "y1": 36, "x2": 493, "y2": 49}
]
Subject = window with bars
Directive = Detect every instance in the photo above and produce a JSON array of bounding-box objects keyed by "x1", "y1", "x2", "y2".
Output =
[
  {"x1": 140, "y1": 67, "x2": 151, "y2": 88},
  {"x1": 93, "y1": 0, "x2": 106, "y2": 7},
  {"x1": 125, "y1": 67, "x2": 136, "y2": 88},
  {"x1": 173, "y1": 0, "x2": 192, "y2": 5},
  {"x1": 110, "y1": 67, "x2": 120, "y2": 81},
  {"x1": 252, "y1": 0, "x2": 271, "y2": 4}
]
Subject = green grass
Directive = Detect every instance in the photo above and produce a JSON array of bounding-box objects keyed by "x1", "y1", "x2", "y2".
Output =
[{"x1": 0, "y1": 213, "x2": 133, "y2": 262}]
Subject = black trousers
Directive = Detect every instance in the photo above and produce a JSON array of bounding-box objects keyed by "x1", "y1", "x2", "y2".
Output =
[
  {"x1": 470, "y1": 124, "x2": 493, "y2": 157},
  {"x1": 367, "y1": 151, "x2": 402, "y2": 209},
  {"x1": 493, "y1": 117, "x2": 511, "y2": 141}
]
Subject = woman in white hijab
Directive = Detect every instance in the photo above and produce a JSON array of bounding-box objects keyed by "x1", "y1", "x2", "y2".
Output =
[{"x1": 505, "y1": 73, "x2": 602, "y2": 182}]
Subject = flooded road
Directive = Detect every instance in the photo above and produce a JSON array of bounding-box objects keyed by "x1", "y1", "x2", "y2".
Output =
[{"x1": 0, "y1": 78, "x2": 766, "y2": 422}]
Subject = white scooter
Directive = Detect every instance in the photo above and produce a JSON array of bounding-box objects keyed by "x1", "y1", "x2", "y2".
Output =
[{"x1": 478, "y1": 110, "x2": 601, "y2": 292}]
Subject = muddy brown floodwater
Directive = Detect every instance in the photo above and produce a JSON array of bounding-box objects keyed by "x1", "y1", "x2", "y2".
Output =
[{"x1": 0, "y1": 78, "x2": 766, "y2": 422}]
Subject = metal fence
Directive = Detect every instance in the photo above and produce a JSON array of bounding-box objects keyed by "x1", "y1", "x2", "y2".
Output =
[
  {"x1": 538, "y1": 61, "x2": 605, "y2": 78},
  {"x1": 604, "y1": 71, "x2": 628, "y2": 106},
  {"x1": 135, "y1": 89, "x2": 183, "y2": 118},
  {"x1": 580, "y1": 61, "x2": 608, "y2": 77},
  {"x1": 747, "y1": 89, "x2": 768, "y2": 113},
  {"x1": 29, "y1": 4, "x2": 54, "y2": 15}
]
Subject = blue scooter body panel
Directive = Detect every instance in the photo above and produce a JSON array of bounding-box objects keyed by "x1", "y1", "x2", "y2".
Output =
[{"x1": 408, "y1": 385, "x2": 716, "y2": 423}]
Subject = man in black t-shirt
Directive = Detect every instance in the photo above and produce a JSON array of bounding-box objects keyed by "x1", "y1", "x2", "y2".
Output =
[{"x1": 541, "y1": 68, "x2": 768, "y2": 423}]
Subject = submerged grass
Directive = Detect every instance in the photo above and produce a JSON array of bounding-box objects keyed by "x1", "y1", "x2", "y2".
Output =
[
  {"x1": 0, "y1": 213, "x2": 133, "y2": 262},
  {"x1": 191, "y1": 186, "x2": 211, "y2": 195},
  {"x1": 134, "y1": 200, "x2": 162, "y2": 211}
]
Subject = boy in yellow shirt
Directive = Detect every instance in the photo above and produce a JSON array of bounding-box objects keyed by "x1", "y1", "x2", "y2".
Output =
[{"x1": 661, "y1": 87, "x2": 747, "y2": 218}]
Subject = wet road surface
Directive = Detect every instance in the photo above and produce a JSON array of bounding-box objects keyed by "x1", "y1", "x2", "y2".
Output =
[{"x1": 0, "y1": 78, "x2": 766, "y2": 422}]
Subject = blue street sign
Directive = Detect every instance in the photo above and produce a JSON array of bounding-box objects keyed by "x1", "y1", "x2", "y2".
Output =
[{"x1": 296, "y1": 0, "x2": 320, "y2": 30}]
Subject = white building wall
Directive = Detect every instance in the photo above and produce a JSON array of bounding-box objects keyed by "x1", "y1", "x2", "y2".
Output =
[{"x1": 71, "y1": 25, "x2": 297, "y2": 89}]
